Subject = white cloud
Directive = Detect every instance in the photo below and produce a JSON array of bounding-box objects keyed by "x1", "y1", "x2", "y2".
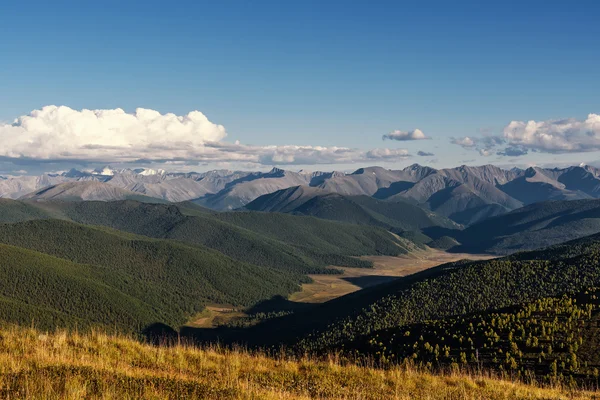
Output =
[
  {"x1": 382, "y1": 129, "x2": 429, "y2": 141},
  {"x1": 0, "y1": 105, "x2": 412, "y2": 168},
  {"x1": 503, "y1": 113, "x2": 600, "y2": 153},
  {"x1": 206, "y1": 142, "x2": 410, "y2": 164},
  {"x1": 365, "y1": 148, "x2": 410, "y2": 160},
  {"x1": 0, "y1": 105, "x2": 227, "y2": 161},
  {"x1": 454, "y1": 113, "x2": 600, "y2": 157},
  {"x1": 451, "y1": 136, "x2": 476, "y2": 148}
]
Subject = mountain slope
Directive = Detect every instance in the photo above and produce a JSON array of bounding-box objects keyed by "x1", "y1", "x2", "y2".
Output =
[
  {"x1": 0, "y1": 325, "x2": 584, "y2": 400},
  {"x1": 3, "y1": 200, "x2": 410, "y2": 272},
  {"x1": 352, "y1": 289, "x2": 600, "y2": 383},
  {"x1": 0, "y1": 243, "x2": 158, "y2": 330},
  {"x1": 194, "y1": 168, "x2": 311, "y2": 210},
  {"x1": 217, "y1": 232, "x2": 600, "y2": 354},
  {"x1": 294, "y1": 233, "x2": 600, "y2": 351},
  {"x1": 383, "y1": 167, "x2": 522, "y2": 224},
  {"x1": 105, "y1": 172, "x2": 213, "y2": 202},
  {"x1": 454, "y1": 199, "x2": 600, "y2": 254},
  {"x1": 0, "y1": 198, "x2": 54, "y2": 222},
  {"x1": 244, "y1": 185, "x2": 327, "y2": 213},
  {"x1": 0, "y1": 219, "x2": 303, "y2": 331},
  {"x1": 245, "y1": 185, "x2": 460, "y2": 238},
  {"x1": 499, "y1": 167, "x2": 592, "y2": 204},
  {"x1": 317, "y1": 166, "x2": 433, "y2": 196},
  {"x1": 0, "y1": 174, "x2": 76, "y2": 199},
  {"x1": 20, "y1": 181, "x2": 165, "y2": 203},
  {"x1": 211, "y1": 211, "x2": 414, "y2": 257}
]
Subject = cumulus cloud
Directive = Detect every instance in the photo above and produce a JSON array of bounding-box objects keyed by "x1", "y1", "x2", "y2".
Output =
[
  {"x1": 417, "y1": 150, "x2": 434, "y2": 156},
  {"x1": 503, "y1": 114, "x2": 600, "y2": 153},
  {"x1": 0, "y1": 105, "x2": 412, "y2": 168},
  {"x1": 205, "y1": 142, "x2": 409, "y2": 165},
  {"x1": 479, "y1": 149, "x2": 492, "y2": 157},
  {"x1": 0, "y1": 105, "x2": 227, "y2": 162},
  {"x1": 451, "y1": 136, "x2": 476, "y2": 148},
  {"x1": 453, "y1": 114, "x2": 600, "y2": 157},
  {"x1": 451, "y1": 136, "x2": 504, "y2": 151},
  {"x1": 365, "y1": 148, "x2": 411, "y2": 160},
  {"x1": 382, "y1": 129, "x2": 429, "y2": 141}
]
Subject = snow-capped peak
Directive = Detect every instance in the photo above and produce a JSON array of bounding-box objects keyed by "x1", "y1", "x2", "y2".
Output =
[
  {"x1": 92, "y1": 166, "x2": 118, "y2": 176},
  {"x1": 134, "y1": 168, "x2": 166, "y2": 176}
]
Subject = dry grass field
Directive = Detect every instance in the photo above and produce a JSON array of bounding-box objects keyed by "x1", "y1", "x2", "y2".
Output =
[
  {"x1": 0, "y1": 324, "x2": 594, "y2": 399},
  {"x1": 186, "y1": 305, "x2": 247, "y2": 328},
  {"x1": 289, "y1": 249, "x2": 494, "y2": 303}
]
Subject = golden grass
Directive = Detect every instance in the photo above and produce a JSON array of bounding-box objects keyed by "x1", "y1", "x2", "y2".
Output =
[
  {"x1": 290, "y1": 249, "x2": 494, "y2": 304},
  {"x1": 186, "y1": 305, "x2": 248, "y2": 328},
  {"x1": 0, "y1": 325, "x2": 595, "y2": 399}
]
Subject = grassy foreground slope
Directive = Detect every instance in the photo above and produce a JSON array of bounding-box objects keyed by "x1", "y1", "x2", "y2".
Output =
[
  {"x1": 0, "y1": 219, "x2": 304, "y2": 331},
  {"x1": 0, "y1": 325, "x2": 593, "y2": 400}
]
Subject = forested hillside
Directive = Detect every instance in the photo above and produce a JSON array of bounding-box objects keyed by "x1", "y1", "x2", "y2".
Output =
[
  {"x1": 295, "y1": 233, "x2": 600, "y2": 352},
  {"x1": 0, "y1": 219, "x2": 305, "y2": 331},
  {"x1": 0, "y1": 200, "x2": 419, "y2": 333},
  {"x1": 454, "y1": 199, "x2": 600, "y2": 254},
  {"x1": 15, "y1": 200, "x2": 412, "y2": 272},
  {"x1": 245, "y1": 186, "x2": 460, "y2": 245},
  {"x1": 211, "y1": 233, "x2": 600, "y2": 359},
  {"x1": 353, "y1": 289, "x2": 600, "y2": 384}
]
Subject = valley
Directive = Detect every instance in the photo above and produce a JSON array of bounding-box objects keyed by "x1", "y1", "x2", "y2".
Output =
[
  {"x1": 186, "y1": 249, "x2": 494, "y2": 329},
  {"x1": 289, "y1": 249, "x2": 494, "y2": 303}
]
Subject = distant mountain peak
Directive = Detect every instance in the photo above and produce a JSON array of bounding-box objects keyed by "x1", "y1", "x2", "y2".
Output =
[
  {"x1": 63, "y1": 168, "x2": 91, "y2": 178},
  {"x1": 92, "y1": 166, "x2": 120, "y2": 176},
  {"x1": 407, "y1": 163, "x2": 424, "y2": 170},
  {"x1": 267, "y1": 167, "x2": 286, "y2": 176},
  {"x1": 351, "y1": 166, "x2": 389, "y2": 175},
  {"x1": 133, "y1": 168, "x2": 166, "y2": 176}
]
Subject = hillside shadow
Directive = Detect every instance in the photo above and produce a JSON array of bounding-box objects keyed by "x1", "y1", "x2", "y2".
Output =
[
  {"x1": 421, "y1": 226, "x2": 462, "y2": 241},
  {"x1": 342, "y1": 275, "x2": 399, "y2": 289},
  {"x1": 142, "y1": 322, "x2": 179, "y2": 346},
  {"x1": 373, "y1": 181, "x2": 415, "y2": 199},
  {"x1": 176, "y1": 295, "x2": 316, "y2": 347},
  {"x1": 246, "y1": 295, "x2": 313, "y2": 314}
]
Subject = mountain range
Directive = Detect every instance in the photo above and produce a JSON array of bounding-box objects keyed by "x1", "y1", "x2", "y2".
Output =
[
  {"x1": 5, "y1": 164, "x2": 600, "y2": 227},
  {"x1": 244, "y1": 164, "x2": 600, "y2": 226}
]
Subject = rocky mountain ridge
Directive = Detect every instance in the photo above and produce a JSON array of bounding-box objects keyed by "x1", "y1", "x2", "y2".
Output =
[{"x1": 4, "y1": 164, "x2": 600, "y2": 224}]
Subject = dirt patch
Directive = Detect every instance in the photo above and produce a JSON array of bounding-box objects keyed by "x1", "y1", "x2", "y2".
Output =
[{"x1": 186, "y1": 305, "x2": 247, "y2": 328}]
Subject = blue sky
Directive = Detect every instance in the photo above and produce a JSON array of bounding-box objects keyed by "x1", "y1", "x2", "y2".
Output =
[{"x1": 1, "y1": 0, "x2": 599, "y2": 173}]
